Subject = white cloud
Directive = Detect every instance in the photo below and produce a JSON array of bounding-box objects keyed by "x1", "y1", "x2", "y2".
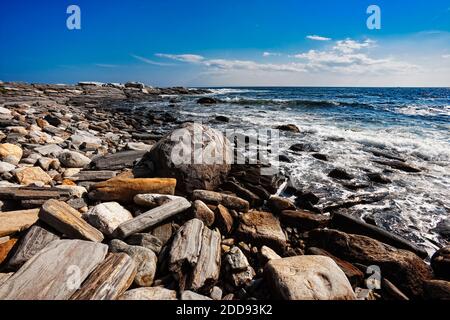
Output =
[
  {"x1": 442, "y1": 54, "x2": 450, "y2": 59},
  {"x1": 95, "y1": 63, "x2": 117, "y2": 68},
  {"x1": 306, "y1": 35, "x2": 331, "y2": 41},
  {"x1": 131, "y1": 54, "x2": 174, "y2": 66},
  {"x1": 155, "y1": 53, "x2": 205, "y2": 63},
  {"x1": 262, "y1": 51, "x2": 281, "y2": 57}
]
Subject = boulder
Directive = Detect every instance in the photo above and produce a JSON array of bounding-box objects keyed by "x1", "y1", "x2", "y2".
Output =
[
  {"x1": 276, "y1": 124, "x2": 300, "y2": 133},
  {"x1": 0, "y1": 143, "x2": 22, "y2": 165},
  {"x1": 431, "y1": 246, "x2": 450, "y2": 281},
  {"x1": 15, "y1": 167, "x2": 53, "y2": 185},
  {"x1": 59, "y1": 151, "x2": 91, "y2": 168},
  {"x1": 197, "y1": 97, "x2": 217, "y2": 104},
  {"x1": 134, "y1": 123, "x2": 232, "y2": 194},
  {"x1": 423, "y1": 280, "x2": 450, "y2": 300},
  {"x1": 236, "y1": 211, "x2": 286, "y2": 251},
  {"x1": 280, "y1": 210, "x2": 330, "y2": 231},
  {"x1": 264, "y1": 255, "x2": 356, "y2": 300},
  {"x1": 86, "y1": 202, "x2": 133, "y2": 236},
  {"x1": 307, "y1": 229, "x2": 433, "y2": 298}
]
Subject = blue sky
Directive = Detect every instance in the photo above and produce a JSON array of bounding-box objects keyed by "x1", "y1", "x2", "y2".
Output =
[{"x1": 0, "y1": 0, "x2": 449, "y2": 86}]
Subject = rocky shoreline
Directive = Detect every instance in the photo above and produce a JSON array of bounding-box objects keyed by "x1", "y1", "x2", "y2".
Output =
[{"x1": 0, "y1": 81, "x2": 448, "y2": 300}]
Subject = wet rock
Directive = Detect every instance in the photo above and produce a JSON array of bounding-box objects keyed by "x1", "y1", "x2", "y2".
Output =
[
  {"x1": 373, "y1": 159, "x2": 421, "y2": 173},
  {"x1": 328, "y1": 168, "x2": 354, "y2": 180},
  {"x1": 289, "y1": 143, "x2": 318, "y2": 152},
  {"x1": 278, "y1": 154, "x2": 292, "y2": 163},
  {"x1": 7, "y1": 225, "x2": 59, "y2": 269},
  {"x1": 431, "y1": 246, "x2": 450, "y2": 281},
  {"x1": 58, "y1": 151, "x2": 91, "y2": 168},
  {"x1": 109, "y1": 239, "x2": 157, "y2": 287},
  {"x1": 264, "y1": 255, "x2": 356, "y2": 300},
  {"x1": 367, "y1": 172, "x2": 391, "y2": 184},
  {"x1": 215, "y1": 115, "x2": 229, "y2": 122},
  {"x1": 192, "y1": 190, "x2": 249, "y2": 212},
  {"x1": 193, "y1": 200, "x2": 215, "y2": 226},
  {"x1": 433, "y1": 219, "x2": 450, "y2": 241},
  {"x1": 280, "y1": 210, "x2": 330, "y2": 231},
  {"x1": 118, "y1": 287, "x2": 177, "y2": 300},
  {"x1": 311, "y1": 153, "x2": 328, "y2": 161},
  {"x1": 276, "y1": 124, "x2": 300, "y2": 133},
  {"x1": 423, "y1": 280, "x2": 450, "y2": 300},
  {"x1": 0, "y1": 208, "x2": 39, "y2": 237},
  {"x1": 0, "y1": 143, "x2": 22, "y2": 164},
  {"x1": 70, "y1": 252, "x2": 136, "y2": 300},
  {"x1": 86, "y1": 202, "x2": 133, "y2": 236},
  {"x1": 0, "y1": 240, "x2": 107, "y2": 300},
  {"x1": 89, "y1": 178, "x2": 176, "y2": 202},
  {"x1": 39, "y1": 199, "x2": 104, "y2": 242},
  {"x1": 237, "y1": 211, "x2": 286, "y2": 251},
  {"x1": 197, "y1": 97, "x2": 217, "y2": 104},
  {"x1": 135, "y1": 123, "x2": 232, "y2": 194},
  {"x1": 307, "y1": 229, "x2": 433, "y2": 298},
  {"x1": 268, "y1": 195, "x2": 296, "y2": 213}
]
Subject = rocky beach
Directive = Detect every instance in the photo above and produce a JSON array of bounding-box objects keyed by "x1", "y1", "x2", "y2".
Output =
[{"x1": 0, "y1": 81, "x2": 448, "y2": 300}]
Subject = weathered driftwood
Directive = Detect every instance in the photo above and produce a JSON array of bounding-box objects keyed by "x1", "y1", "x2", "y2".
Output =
[
  {"x1": 39, "y1": 199, "x2": 104, "y2": 242},
  {"x1": 332, "y1": 212, "x2": 427, "y2": 258},
  {"x1": 70, "y1": 253, "x2": 136, "y2": 300},
  {"x1": 7, "y1": 225, "x2": 60, "y2": 269},
  {"x1": 0, "y1": 208, "x2": 39, "y2": 237},
  {"x1": 0, "y1": 240, "x2": 108, "y2": 300},
  {"x1": 192, "y1": 190, "x2": 249, "y2": 212},
  {"x1": 89, "y1": 178, "x2": 176, "y2": 202},
  {"x1": 68, "y1": 170, "x2": 117, "y2": 181},
  {"x1": 91, "y1": 150, "x2": 147, "y2": 170},
  {"x1": 169, "y1": 219, "x2": 204, "y2": 289},
  {"x1": 0, "y1": 187, "x2": 71, "y2": 201},
  {"x1": 113, "y1": 197, "x2": 191, "y2": 239},
  {"x1": 189, "y1": 227, "x2": 221, "y2": 292}
]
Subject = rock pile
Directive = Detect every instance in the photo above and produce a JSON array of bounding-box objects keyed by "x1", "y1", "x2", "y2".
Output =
[{"x1": 0, "y1": 82, "x2": 447, "y2": 300}]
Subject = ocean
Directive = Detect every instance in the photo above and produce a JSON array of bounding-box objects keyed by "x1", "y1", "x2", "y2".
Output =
[{"x1": 140, "y1": 87, "x2": 450, "y2": 253}]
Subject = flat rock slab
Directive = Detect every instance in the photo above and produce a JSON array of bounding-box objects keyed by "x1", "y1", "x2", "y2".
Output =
[
  {"x1": 118, "y1": 287, "x2": 177, "y2": 300},
  {"x1": 307, "y1": 228, "x2": 433, "y2": 298},
  {"x1": 0, "y1": 240, "x2": 108, "y2": 300},
  {"x1": 70, "y1": 253, "x2": 136, "y2": 300},
  {"x1": 192, "y1": 190, "x2": 249, "y2": 212},
  {"x1": 280, "y1": 210, "x2": 330, "y2": 231},
  {"x1": 67, "y1": 170, "x2": 117, "y2": 181},
  {"x1": 89, "y1": 178, "x2": 176, "y2": 202},
  {"x1": 264, "y1": 255, "x2": 356, "y2": 300},
  {"x1": 237, "y1": 211, "x2": 287, "y2": 251},
  {"x1": 0, "y1": 208, "x2": 39, "y2": 237},
  {"x1": 7, "y1": 225, "x2": 59, "y2": 269},
  {"x1": 39, "y1": 199, "x2": 104, "y2": 242},
  {"x1": 0, "y1": 187, "x2": 71, "y2": 201},
  {"x1": 114, "y1": 197, "x2": 191, "y2": 239},
  {"x1": 91, "y1": 150, "x2": 147, "y2": 170}
]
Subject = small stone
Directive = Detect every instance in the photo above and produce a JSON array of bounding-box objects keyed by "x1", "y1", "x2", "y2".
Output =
[
  {"x1": 226, "y1": 246, "x2": 250, "y2": 272},
  {"x1": 328, "y1": 168, "x2": 354, "y2": 180},
  {"x1": 0, "y1": 143, "x2": 22, "y2": 164},
  {"x1": 59, "y1": 151, "x2": 91, "y2": 168},
  {"x1": 109, "y1": 239, "x2": 157, "y2": 287},
  {"x1": 125, "y1": 233, "x2": 162, "y2": 254},
  {"x1": 133, "y1": 193, "x2": 182, "y2": 207},
  {"x1": 34, "y1": 144, "x2": 64, "y2": 157},
  {"x1": 126, "y1": 142, "x2": 153, "y2": 151},
  {"x1": 15, "y1": 167, "x2": 52, "y2": 185},
  {"x1": 264, "y1": 255, "x2": 356, "y2": 300},
  {"x1": 276, "y1": 124, "x2": 300, "y2": 133},
  {"x1": 181, "y1": 291, "x2": 212, "y2": 300},
  {"x1": 118, "y1": 287, "x2": 177, "y2": 300},
  {"x1": 268, "y1": 195, "x2": 296, "y2": 213},
  {"x1": 193, "y1": 200, "x2": 215, "y2": 226},
  {"x1": 55, "y1": 185, "x2": 87, "y2": 198},
  {"x1": 63, "y1": 168, "x2": 81, "y2": 178},
  {"x1": 86, "y1": 202, "x2": 133, "y2": 236},
  {"x1": 0, "y1": 161, "x2": 15, "y2": 173},
  {"x1": 210, "y1": 286, "x2": 223, "y2": 300}
]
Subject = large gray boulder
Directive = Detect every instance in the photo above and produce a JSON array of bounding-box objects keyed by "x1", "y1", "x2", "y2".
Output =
[{"x1": 134, "y1": 123, "x2": 232, "y2": 194}]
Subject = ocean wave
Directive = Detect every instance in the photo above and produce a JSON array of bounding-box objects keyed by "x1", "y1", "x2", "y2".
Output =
[
  {"x1": 207, "y1": 88, "x2": 258, "y2": 95},
  {"x1": 395, "y1": 105, "x2": 450, "y2": 117}
]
